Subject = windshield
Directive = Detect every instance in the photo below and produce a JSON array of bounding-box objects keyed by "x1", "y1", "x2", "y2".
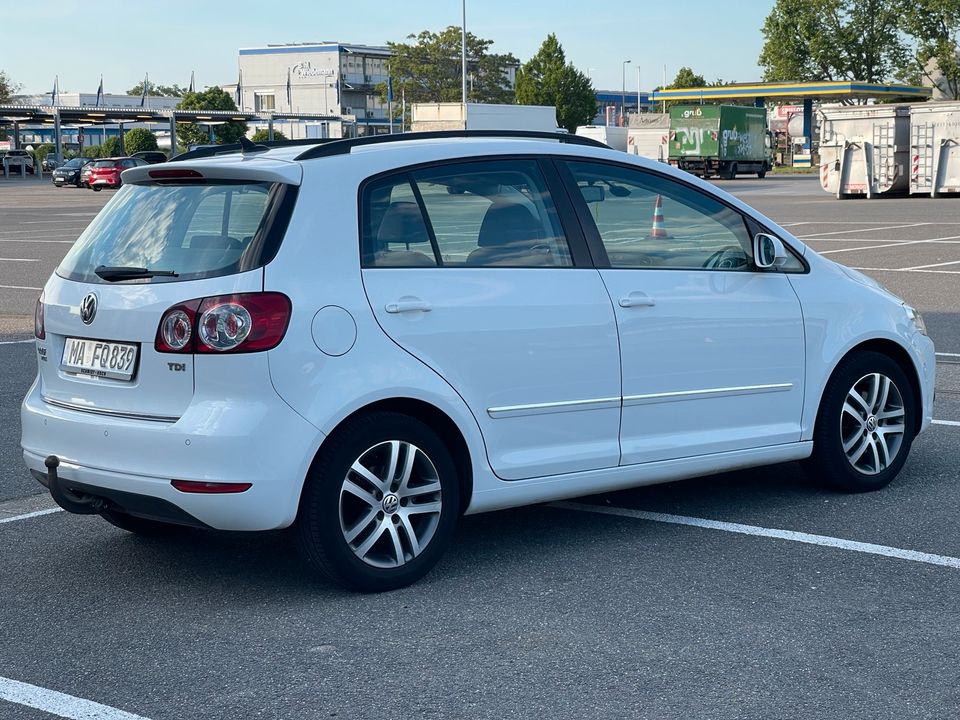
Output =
[
  {"x1": 58, "y1": 181, "x2": 295, "y2": 283},
  {"x1": 63, "y1": 158, "x2": 85, "y2": 168}
]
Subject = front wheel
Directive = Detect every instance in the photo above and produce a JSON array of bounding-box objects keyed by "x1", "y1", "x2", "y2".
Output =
[
  {"x1": 805, "y1": 351, "x2": 915, "y2": 492},
  {"x1": 296, "y1": 412, "x2": 460, "y2": 592},
  {"x1": 92, "y1": 186, "x2": 101, "y2": 192}
]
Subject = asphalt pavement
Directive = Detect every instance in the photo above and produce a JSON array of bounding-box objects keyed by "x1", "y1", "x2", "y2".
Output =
[{"x1": 1, "y1": 174, "x2": 959, "y2": 719}]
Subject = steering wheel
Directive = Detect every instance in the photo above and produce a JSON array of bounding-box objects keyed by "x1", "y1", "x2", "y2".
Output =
[{"x1": 702, "y1": 246, "x2": 748, "y2": 270}]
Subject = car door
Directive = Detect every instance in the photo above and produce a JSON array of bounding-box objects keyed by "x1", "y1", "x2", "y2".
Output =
[
  {"x1": 559, "y1": 159, "x2": 806, "y2": 465},
  {"x1": 360, "y1": 158, "x2": 622, "y2": 480}
]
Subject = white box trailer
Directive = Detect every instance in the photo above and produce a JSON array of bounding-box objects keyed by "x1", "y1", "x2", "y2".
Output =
[
  {"x1": 575, "y1": 125, "x2": 629, "y2": 152},
  {"x1": 819, "y1": 105, "x2": 911, "y2": 198},
  {"x1": 909, "y1": 102, "x2": 960, "y2": 196},
  {"x1": 411, "y1": 103, "x2": 559, "y2": 132},
  {"x1": 626, "y1": 127, "x2": 668, "y2": 161}
]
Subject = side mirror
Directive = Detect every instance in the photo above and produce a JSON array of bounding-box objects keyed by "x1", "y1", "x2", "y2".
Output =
[
  {"x1": 580, "y1": 185, "x2": 605, "y2": 204},
  {"x1": 753, "y1": 233, "x2": 788, "y2": 269}
]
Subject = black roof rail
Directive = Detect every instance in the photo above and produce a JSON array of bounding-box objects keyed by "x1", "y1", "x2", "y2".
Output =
[
  {"x1": 293, "y1": 129, "x2": 608, "y2": 161},
  {"x1": 169, "y1": 137, "x2": 336, "y2": 163}
]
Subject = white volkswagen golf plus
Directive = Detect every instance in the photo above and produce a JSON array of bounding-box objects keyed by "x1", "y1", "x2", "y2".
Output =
[{"x1": 22, "y1": 131, "x2": 935, "y2": 591}]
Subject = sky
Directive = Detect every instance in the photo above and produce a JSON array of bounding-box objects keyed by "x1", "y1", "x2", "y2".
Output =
[{"x1": 4, "y1": 0, "x2": 771, "y2": 96}]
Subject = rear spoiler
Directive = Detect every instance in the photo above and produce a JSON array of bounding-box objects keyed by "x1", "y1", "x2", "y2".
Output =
[{"x1": 122, "y1": 154, "x2": 303, "y2": 186}]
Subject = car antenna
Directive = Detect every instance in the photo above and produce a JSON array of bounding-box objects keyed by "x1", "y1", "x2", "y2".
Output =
[{"x1": 238, "y1": 136, "x2": 269, "y2": 155}]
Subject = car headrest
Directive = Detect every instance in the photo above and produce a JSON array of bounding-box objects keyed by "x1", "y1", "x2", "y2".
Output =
[
  {"x1": 477, "y1": 203, "x2": 543, "y2": 248},
  {"x1": 376, "y1": 202, "x2": 430, "y2": 247}
]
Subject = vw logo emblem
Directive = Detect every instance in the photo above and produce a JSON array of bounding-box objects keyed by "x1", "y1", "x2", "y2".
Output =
[
  {"x1": 866, "y1": 415, "x2": 878, "y2": 432},
  {"x1": 79, "y1": 293, "x2": 98, "y2": 325},
  {"x1": 381, "y1": 493, "x2": 400, "y2": 515}
]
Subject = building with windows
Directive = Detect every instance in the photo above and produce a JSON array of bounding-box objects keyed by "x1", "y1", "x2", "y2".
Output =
[{"x1": 231, "y1": 43, "x2": 393, "y2": 136}]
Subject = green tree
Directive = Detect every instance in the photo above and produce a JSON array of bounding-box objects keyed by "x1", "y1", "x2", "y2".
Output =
[
  {"x1": 175, "y1": 87, "x2": 247, "y2": 149},
  {"x1": 100, "y1": 137, "x2": 122, "y2": 157},
  {"x1": 82, "y1": 146, "x2": 102, "y2": 159},
  {"x1": 33, "y1": 143, "x2": 55, "y2": 164},
  {"x1": 759, "y1": 0, "x2": 908, "y2": 85},
  {"x1": 896, "y1": 0, "x2": 960, "y2": 99},
  {"x1": 123, "y1": 128, "x2": 159, "y2": 154},
  {"x1": 669, "y1": 67, "x2": 706, "y2": 88},
  {"x1": 251, "y1": 128, "x2": 288, "y2": 142},
  {"x1": 0, "y1": 70, "x2": 19, "y2": 102},
  {"x1": 514, "y1": 34, "x2": 596, "y2": 132},
  {"x1": 380, "y1": 26, "x2": 519, "y2": 106},
  {"x1": 127, "y1": 81, "x2": 187, "y2": 97}
]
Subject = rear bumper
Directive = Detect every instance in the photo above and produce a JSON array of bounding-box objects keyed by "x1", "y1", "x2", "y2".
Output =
[{"x1": 21, "y1": 377, "x2": 325, "y2": 531}]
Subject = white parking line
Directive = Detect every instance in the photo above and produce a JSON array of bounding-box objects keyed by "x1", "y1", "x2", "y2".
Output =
[
  {"x1": 938, "y1": 352, "x2": 960, "y2": 358},
  {"x1": 933, "y1": 419, "x2": 960, "y2": 427},
  {"x1": 0, "y1": 676, "x2": 151, "y2": 720},
  {"x1": 552, "y1": 501, "x2": 960, "y2": 570},
  {"x1": 851, "y1": 267, "x2": 960, "y2": 275},
  {"x1": 0, "y1": 508, "x2": 61, "y2": 524},
  {"x1": 0, "y1": 284, "x2": 42, "y2": 291},
  {"x1": 0, "y1": 339, "x2": 34, "y2": 345},
  {"x1": 795, "y1": 223, "x2": 928, "y2": 238},
  {"x1": 818, "y1": 239, "x2": 936, "y2": 255},
  {"x1": 0, "y1": 258, "x2": 40, "y2": 262},
  {"x1": 901, "y1": 259, "x2": 960, "y2": 271}
]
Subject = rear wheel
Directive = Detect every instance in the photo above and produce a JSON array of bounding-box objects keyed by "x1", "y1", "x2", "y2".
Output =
[
  {"x1": 757, "y1": 164, "x2": 767, "y2": 179},
  {"x1": 92, "y1": 186, "x2": 101, "y2": 192},
  {"x1": 805, "y1": 351, "x2": 915, "y2": 492},
  {"x1": 296, "y1": 411, "x2": 460, "y2": 592},
  {"x1": 726, "y1": 162, "x2": 738, "y2": 180}
]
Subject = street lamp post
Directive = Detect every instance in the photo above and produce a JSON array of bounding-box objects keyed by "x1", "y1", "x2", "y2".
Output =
[
  {"x1": 461, "y1": 0, "x2": 468, "y2": 106},
  {"x1": 621, "y1": 59, "x2": 631, "y2": 126}
]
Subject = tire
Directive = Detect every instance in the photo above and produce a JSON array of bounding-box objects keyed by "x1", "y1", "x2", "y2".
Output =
[
  {"x1": 296, "y1": 411, "x2": 460, "y2": 592},
  {"x1": 92, "y1": 186, "x2": 101, "y2": 192},
  {"x1": 757, "y1": 164, "x2": 767, "y2": 179},
  {"x1": 805, "y1": 351, "x2": 915, "y2": 492},
  {"x1": 726, "y1": 162, "x2": 738, "y2": 180},
  {"x1": 100, "y1": 509, "x2": 183, "y2": 536}
]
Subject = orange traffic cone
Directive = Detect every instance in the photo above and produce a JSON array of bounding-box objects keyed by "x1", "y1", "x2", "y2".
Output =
[{"x1": 650, "y1": 194, "x2": 669, "y2": 238}]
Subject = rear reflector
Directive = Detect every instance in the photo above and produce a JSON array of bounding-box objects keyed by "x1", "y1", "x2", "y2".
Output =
[
  {"x1": 171, "y1": 480, "x2": 252, "y2": 494},
  {"x1": 149, "y1": 168, "x2": 203, "y2": 180}
]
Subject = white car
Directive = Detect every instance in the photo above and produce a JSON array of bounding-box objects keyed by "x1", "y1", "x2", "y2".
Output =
[
  {"x1": 21, "y1": 132, "x2": 936, "y2": 591},
  {"x1": 3, "y1": 149, "x2": 35, "y2": 175}
]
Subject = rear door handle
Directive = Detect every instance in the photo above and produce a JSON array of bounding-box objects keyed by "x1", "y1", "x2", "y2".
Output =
[
  {"x1": 385, "y1": 296, "x2": 432, "y2": 314},
  {"x1": 618, "y1": 291, "x2": 656, "y2": 308}
]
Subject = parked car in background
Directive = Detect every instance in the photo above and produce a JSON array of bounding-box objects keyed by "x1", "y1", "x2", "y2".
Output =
[
  {"x1": 86, "y1": 157, "x2": 148, "y2": 191},
  {"x1": 52, "y1": 158, "x2": 95, "y2": 188},
  {"x1": 80, "y1": 161, "x2": 97, "y2": 188},
  {"x1": 22, "y1": 131, "x2": 936, "y2": 593},
  {"x1": 42, "y1": 154, "x2": 60, "y2": 172},
  {"x1": 2, "y1": 149, "x2": 35, "y2": 175},
  {"x1": 131, "y1": 151, "x2": 167, "y2": 165}
]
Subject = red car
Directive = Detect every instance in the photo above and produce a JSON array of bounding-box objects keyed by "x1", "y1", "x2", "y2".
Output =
[{"x1": 87, "y1": 157, "x2": 148, "y2": 191}]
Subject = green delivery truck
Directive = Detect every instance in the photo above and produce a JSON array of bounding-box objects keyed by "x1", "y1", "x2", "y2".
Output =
[{"x1": 668, "y1": 105, "x2": 773, "y2": 179}]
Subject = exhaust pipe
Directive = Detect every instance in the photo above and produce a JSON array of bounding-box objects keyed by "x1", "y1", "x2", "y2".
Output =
[{"x1": 45, "y1": 455, "x2": 104, "y2": 515}]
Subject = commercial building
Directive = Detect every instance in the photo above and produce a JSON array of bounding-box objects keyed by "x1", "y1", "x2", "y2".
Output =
[{"x1": 231, "y1": 42, "x2": 393, "y2": 136}]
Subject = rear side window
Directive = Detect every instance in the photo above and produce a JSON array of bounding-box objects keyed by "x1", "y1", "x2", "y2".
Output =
[
  {"x1": 361, "y1": 159, "x2": 572, "y2": 268},
  {"x1": 58, "y1": 182, "x2": 296, "y2": 283}
]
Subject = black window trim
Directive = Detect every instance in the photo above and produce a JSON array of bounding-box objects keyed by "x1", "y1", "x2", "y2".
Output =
[
  {"x1": 357, "y1": 154, "x2": 594, "y2": 270},
  {"x1": 552, "y1": 156, "x2": 810, "y2": 275}
]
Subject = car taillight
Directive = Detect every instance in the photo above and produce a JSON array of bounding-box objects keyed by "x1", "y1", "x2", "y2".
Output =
[
  {"x1": 155, "y1": 293, "x2": 290, "y2": 354},
  {"x1": 34, "y1": 293, "x2": 45, "y2": 340}
]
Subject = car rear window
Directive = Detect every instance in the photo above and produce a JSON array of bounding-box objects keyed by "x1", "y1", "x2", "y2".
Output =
[
  {"x1": 92, "y1": 160, "x2": 118, "y2": 168},
  {"x1": 58, "y1": 181, "x2": 297, "y2": 284}
]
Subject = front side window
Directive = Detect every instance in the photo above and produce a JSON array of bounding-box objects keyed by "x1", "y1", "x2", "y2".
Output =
[
  {"x1": 566, "y1": 161, "x2": 754, "y2": 271},
  {"x1": 362, "y1": 160, "x2": 572, "y2": 268}
]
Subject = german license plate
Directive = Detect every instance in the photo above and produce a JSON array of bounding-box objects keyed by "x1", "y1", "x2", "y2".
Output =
[{"x1": 61, "y1": 338, "x2": 138, "y2": 380}]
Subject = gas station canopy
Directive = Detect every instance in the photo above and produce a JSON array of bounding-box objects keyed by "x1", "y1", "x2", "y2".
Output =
[{"x1": 651, "y1": 80, "x2": 932, "y2": 103}]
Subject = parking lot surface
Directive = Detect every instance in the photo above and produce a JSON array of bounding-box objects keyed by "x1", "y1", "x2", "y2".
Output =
[{"x1": 1, "y1": 174, "x2": 958, "y2": 719}]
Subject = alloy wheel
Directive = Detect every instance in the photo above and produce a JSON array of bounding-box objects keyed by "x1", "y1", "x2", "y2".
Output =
[
  {"x1": 339, "y1": 440, "x2": 443, "y2": 568},
  {"x1": 840, "y1": 373, "x2": 906, "y2": 475}
]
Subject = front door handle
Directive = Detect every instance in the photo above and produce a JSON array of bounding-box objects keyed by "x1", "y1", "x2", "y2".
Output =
[
  {"x1": 385, "y1": 296, "x2": 432, "y2": 314},
  {"x1": 618, "y1": 291, "x2": 656, "y2": 308}
]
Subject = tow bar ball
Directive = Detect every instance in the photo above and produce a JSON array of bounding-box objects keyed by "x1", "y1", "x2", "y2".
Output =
[{"x1": 44, "y1": 455, "x2": 103, "y2": 515}]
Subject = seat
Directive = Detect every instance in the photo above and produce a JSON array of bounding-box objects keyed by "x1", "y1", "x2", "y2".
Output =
[
  {"x1": 371, "y1": 202, "x2": 437, "y2": 267},
  {"x1": 467, "y1": 202, "x2": 553, "y2": 266}
]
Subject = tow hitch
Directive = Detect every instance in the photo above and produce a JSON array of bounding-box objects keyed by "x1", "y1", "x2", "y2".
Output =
[{"x1": 45, "y1": 455, "x2": 104, "y2": 515}]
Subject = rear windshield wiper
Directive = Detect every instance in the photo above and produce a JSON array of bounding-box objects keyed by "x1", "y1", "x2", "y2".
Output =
[{"x1": 94, "y1": 265, "x2": 179, "y2": 281}]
